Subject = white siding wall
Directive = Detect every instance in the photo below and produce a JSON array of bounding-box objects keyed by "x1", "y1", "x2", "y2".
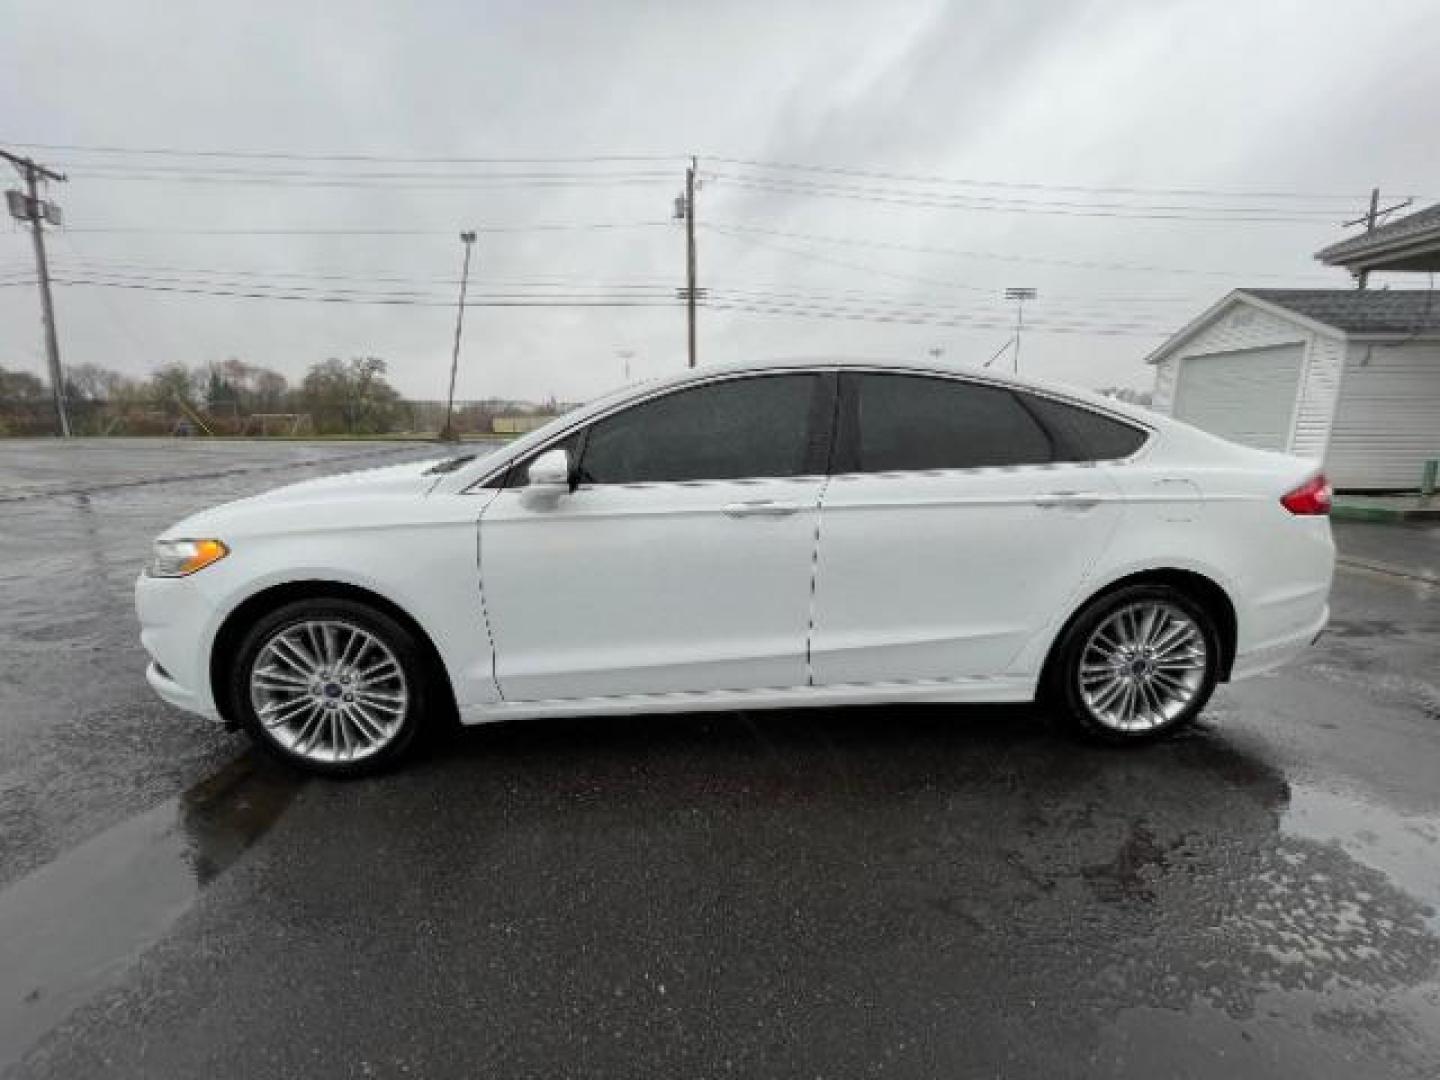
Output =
[
  {"x1": 1153, "y1": 354, "x2": 1180, "y2": 411},
  {"x1": 1328, "y1": 342, "x2": 1440, "y2": 490},
  {"x1": 1150, "y1": 299, "x2": 1346, "y2": 459}
]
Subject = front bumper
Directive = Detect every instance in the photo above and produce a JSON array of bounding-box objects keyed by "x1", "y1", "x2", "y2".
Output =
[
  {"x1": 135, "y1": 572, "x2": 222, "y2": 720},
  {"x1": 144, "y1": 660, "x2": 219, "y2": 719}
]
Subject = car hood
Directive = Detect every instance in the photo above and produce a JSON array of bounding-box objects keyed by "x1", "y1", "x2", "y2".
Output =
[
  {"x1": 243, "y1": 456, "x2": 452, "y2": 504},
  {"x1": 157, "y1": 454, "x2": 467, "y2": 539}
]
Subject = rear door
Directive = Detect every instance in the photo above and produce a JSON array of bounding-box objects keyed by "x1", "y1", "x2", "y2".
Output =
[
  {"x1": 479, "y1": 371, "x2": 834, "y2": 701},
  {"x1": 810, "y1": 372, "x2": 1140, "y2": 686}
]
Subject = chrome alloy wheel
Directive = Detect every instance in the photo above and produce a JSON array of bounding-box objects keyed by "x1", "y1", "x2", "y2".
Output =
[
  {"x1": 1077, "y1": 601, "x2": 1208, "y2": 733},
  {"x1": 248, "y1": 619, "x2": 409, "y2": 763}
]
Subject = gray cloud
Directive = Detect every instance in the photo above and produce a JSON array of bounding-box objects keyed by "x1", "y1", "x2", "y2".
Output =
[{"x1": 2, "y1": 0, "x2": 1436, "y2": 403}]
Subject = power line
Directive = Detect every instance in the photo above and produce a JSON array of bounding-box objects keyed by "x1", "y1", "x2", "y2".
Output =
[
  {"x1": 48, "y1": 275, "x2": 1179, "y2": 339},
  {"x1": 46, "y1": 265, "x2": 679, "y2": 300},
  {"x1": 706, "y1": 171, "x2": 1351, "y2": 217},
  {"x1": 42, "y1": 270, "x2": 1181, "y2": 331},
  {"x1": 49, "y1": 263, "x2": 680, "y2": 290},
  {"x1": 705, "y1": 222, "x2": 1335, "y2": 284},
  {"x1": 9, "y1": 141, "x2": 1403, "y2": 202},
  {"x1": 704, "y1": 299, "x2": 1171, "y2": 337},
  {"x1": 55, "y1": 163, "x2": 674, "y2": 180},
  {"x1": 3, "y1": 141, "x2": 679, "y2": 165},
  {"x1": 700, "y1": 286, "x2": 1180, "y2": 325},
  {"x1": 63, "y1": 170, "x2": 676, "y2": 191},
  {"x1": 706, "y1": 224, "x2": 1206, "y2": 309},
  {"x1": 39, "y1": 264, "x2": 1181, "y2": 326},
  {"x1": 62, "y1": 221, "x2": 671, "y2": 236},
  {"x1": 37, "y1": 254, "x2": 1187, "y2": 317},
  {"x1": 706, "y1": 223, "x2": 996, "y2": 295},
  {"x1": 50, "y1": 276, "x2": 684, "y2": 308},
  {"x1": 703, "y1": 290, "x2": 1176, "y2": 330},
  {"x1": 43, "y1": 253, "x2": 678, "y2": 286},
  {"x1": 706, "y1": 174, "x2": 1343, "y2": 223},
  {"x1": 707, "y1": 157, "x2": 1396, "y2": 203}
]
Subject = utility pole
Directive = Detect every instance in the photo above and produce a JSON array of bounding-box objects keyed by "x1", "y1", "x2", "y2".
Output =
[
  {"x1": 3, "y1": 148, "x2": 69, "y2": 436},
  {"x1": 1004, "y1": 287, "x2": 1037, "y2": 374},
  {"x1": 441, "y1": 230, "x2": 477, "y2": 442},
  {"x1": 674, "y1": 158, "x2": 699, "y2": 368},
  {"x1": 1343, "y1": 187, "x2": 1413, "y2": 290}
]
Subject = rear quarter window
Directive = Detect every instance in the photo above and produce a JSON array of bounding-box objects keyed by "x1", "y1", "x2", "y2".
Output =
[{"x1": 1021, "y1": 394, "x2": 1148, "y2": 462}]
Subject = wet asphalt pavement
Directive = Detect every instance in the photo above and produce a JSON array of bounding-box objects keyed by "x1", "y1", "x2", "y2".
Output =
[{"x1": 2, "y1": 440, "x2": 1439, "y2": 1078}]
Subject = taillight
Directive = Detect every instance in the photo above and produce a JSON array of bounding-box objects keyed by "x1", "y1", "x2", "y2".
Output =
[{"x1": 1281, "y1": 473, "x2": 1332, "y2": 516}]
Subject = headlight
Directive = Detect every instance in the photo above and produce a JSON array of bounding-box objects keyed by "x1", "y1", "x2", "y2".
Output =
[{"x1": 148, "y1": 538, "x2": 229, "y2": 578}]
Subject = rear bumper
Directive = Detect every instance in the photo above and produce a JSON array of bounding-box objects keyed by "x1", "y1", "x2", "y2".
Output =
[{"x1": 1230, "y1": 603, "x2": 1329, "y2": 681}]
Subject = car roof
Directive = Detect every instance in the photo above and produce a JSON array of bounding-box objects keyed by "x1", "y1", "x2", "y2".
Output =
[
  {"x1": 635, "y1": 356, "x2": 1157, "y2": 424},
  {"x1": 438, "y1": 356, "x2": 1164, "y2": 492}
]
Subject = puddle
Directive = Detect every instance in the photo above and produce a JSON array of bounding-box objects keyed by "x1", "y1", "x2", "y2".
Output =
[
  {"x1": 1283, "y1": 782, "x2": 1440, "y2": 931},
  {"x1": 0, "y1": 752, "x2": 303, "y2": 1066}
]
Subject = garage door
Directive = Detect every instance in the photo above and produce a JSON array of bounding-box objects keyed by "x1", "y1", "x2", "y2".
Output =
[{"x1": 1173, "y1": 344, "x2": 1304, "y2": 451}]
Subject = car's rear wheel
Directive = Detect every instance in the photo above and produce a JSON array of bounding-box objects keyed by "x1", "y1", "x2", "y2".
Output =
[
  {"x1": 228, "y1": 598, "x2": 430, "y2": 776},
  {"x1": 1044, "y1": 583, "x2": 1220, "y2": 742}
]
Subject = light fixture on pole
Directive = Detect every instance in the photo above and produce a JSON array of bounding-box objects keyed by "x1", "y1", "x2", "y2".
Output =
[
  {"x1": 441, "y1": 230, "x2": 478, "y2": 442},
  {"x1": 616, "y1": 349, "x2": 635, "y2": 384},
  {"x1": 1004, "y1": 287, "x2": 1037, "y2": 373}
]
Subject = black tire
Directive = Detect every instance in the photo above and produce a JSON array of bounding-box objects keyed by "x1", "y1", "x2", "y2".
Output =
[
  {"x1": 227, "y1": 597, "x2": 432, "y2": 777},
  {"x1": 1041, "y1": 583, "x2": 1221, "y2": 744}
]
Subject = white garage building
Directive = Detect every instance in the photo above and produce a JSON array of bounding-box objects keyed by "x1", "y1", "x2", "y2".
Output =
[{"x1": 1147, "y1": 289, "x2": 1440, "y2": 490}]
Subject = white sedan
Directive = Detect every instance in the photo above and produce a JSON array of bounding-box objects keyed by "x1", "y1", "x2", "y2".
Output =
[{"x1": 136, "y1": 358, "x2": 1334, "y2": 775}]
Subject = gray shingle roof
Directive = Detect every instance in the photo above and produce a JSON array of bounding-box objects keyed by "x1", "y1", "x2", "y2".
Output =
[
  {"x1": 1316, "y1": 201, "x2": 1440, "y2": 262},
  {"x1": 1245, "y1": 288, "x2": 1440, "y2": 334}
]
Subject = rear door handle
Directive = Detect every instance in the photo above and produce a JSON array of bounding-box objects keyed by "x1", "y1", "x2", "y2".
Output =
[
  {"x1": 723, "y1": 500, "x2": 800, "y2": 518},
  {"x1": 1034, "y1": 491, "x2": 1102, "y2": 510}
]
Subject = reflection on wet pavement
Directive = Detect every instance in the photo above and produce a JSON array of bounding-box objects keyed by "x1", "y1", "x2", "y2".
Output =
[
  {"x1": 0, "y1": 753, "x2": 303, "y2": 1068},
  {"x1": 1, "y1": 445, "x2": 1438, "y2": 1076}
]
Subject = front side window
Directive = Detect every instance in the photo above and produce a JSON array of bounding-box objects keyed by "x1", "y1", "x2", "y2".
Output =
[
  {"x1": 575, "y1": 373, "x2": 824, "y2": 485},
  {"x1": 836, "y1": 373, "x2": 1054, "y2": 473}
]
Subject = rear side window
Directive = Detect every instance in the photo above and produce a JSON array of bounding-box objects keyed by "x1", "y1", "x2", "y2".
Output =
[
  {"x1": 836, "y1": 373, "x2": 1053, "y2": 472},
  {"x1": 1021, "y1": 394, "x2": 1147, "y2": 461},
  {"x1": 577, "y1": 374, "x2": 825, "y2": 484}
]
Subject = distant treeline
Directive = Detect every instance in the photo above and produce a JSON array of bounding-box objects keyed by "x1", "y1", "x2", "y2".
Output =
[{"x1": 0, "y1": 357, "x2": 569, "y2": 436}]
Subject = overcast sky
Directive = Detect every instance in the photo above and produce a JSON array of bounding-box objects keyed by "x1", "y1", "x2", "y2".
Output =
[{"x1": 2, "y1": 0, "x2": 1437, "y2": 403}]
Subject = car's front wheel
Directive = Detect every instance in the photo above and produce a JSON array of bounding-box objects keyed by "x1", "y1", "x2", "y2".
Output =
[
  {"x1": 1044, "y1": 584, "x2": 1220, "y2": 743},
  {"x1": 228, "y1": 598, "x2": 430, "y2": 776}
]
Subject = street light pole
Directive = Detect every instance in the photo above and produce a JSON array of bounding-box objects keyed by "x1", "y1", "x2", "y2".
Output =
[
  {"x1": 441, "y1": 230, "x2": 477, "y2": 442},
  {"x1": 1004, "y1": 287, "x2": 1037, "y2": 374}
]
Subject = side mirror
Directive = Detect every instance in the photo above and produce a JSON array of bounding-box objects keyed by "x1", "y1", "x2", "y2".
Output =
[{"x1": 526, "y1": 447, "x2": 571, "y2": 491}]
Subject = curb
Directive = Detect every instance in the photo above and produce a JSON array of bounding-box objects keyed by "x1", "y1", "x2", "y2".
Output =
[
  {"x1": 1337, "y1": 555, "x2": 1440, "y2": 586},
  {"x1": 1332, "y1": 503, "x2": 1440, "y2": 523}
]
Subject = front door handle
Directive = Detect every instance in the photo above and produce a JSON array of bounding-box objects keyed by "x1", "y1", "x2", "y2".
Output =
[
  {"x1": 723, "y1": 500, "x2": 800, "y2": 518},
  {"x1": 1034, "y1": 491, "x2": 1102, "y2": 510}
]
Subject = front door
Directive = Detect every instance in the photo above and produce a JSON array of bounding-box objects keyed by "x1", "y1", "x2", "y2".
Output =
[
  {"x1": 479, "y1": 372, "x2": 834, "y2": 702},
  {"x1": 810, "y1": 372, "x2": 1129, "y2": 685}
]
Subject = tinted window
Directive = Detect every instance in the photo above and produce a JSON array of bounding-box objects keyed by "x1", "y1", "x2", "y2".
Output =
[
  {"x1": 577, "y1": 374, "x2": 822, "y2": 484},
  {"x1": 838, "y1": 373, "x2": 1053, "y2": 472},
  {"x1": 1022, "y1": 394, "x2": 1147, "y2": 461}
]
